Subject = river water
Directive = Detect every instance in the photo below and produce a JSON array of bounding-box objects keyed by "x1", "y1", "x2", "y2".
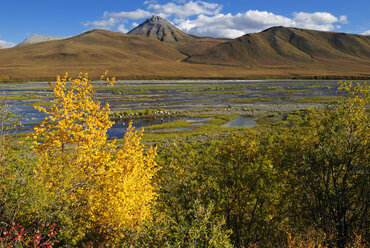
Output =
[{"x1": 0, "y1": 80, "x2": 352, "y2": 137}]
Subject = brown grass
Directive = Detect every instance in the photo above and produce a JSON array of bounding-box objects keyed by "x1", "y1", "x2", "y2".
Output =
[
  {"x1": 0, "y1": 28, "x2": 369, "y2": 81},
  {"x1": 185, "y1": 27, "x2": 370, "y2": 77}
]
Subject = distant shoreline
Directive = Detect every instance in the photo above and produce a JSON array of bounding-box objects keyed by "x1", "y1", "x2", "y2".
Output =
[{"x1": 1, "y1": 76, "x2": 369, "y2": 84}]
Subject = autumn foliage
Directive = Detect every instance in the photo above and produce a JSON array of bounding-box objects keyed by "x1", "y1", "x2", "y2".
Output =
[
  {"x1": 0, "y1": 78, "x2": 368, "y2": 247},
  {"x1": 30, "y1": 73, "x2": 157, "y2": 243},
  {"x1": 0, "y1": 223, "x2": 59, "y2": 248}
]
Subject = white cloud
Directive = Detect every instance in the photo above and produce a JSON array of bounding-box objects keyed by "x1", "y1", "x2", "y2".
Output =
[
  {"x1": 147, "y1": 0, "x2": 221, "y2": 19},
  {"x1": 293, "y1": 12, "x2": 338, "y2": 25},
  {"x1": 85, "y1": 1, "x2": 222, "y2": 32},
  {"x1": 106, "y1": 9, "x2": 151, "y2": 20},
  {"x1": 339, "y1": 15, "x2": 348, "y2": 24},
  {"x1": 84, "y1": 9, "x2": 150, "y2": 30},
  {"x1": 143, "y1": 0, "x2": 158, "y2": 5},
  {"x1": 177, "y1": 10, "x2": 346, "y2": 38},
  {"x1": 117, "y1": 24, "x2": 129, "y2": 33},
  {"x1": 0, "y1": 40, "x2": 15, "y2": 49},
  {"x1": 362, "y1": 30, "x2": 370, "y2": 35},
  {"x1": 291, "y1": 12, "x2": 347, "y2": 31},
  {"x1": 83, "y1": 18, "x2": 116, "y2": 29},
  {"x1": 83, "y1": 1, "x2": 349, "y2": 38}
]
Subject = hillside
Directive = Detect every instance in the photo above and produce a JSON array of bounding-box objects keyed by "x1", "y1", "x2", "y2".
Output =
[
  {"x1": 185, "y1": 26, "x2": 370, "y2": 73},
  {"x1": 0, "y1": 29, "x2": 266, "y2": 81},
  {"x1": 176, "y1": 37, "x2": 230, "y2": 56},
  {"x1": 0, "y1": 24, "x2": 369, "y2": 81},
  {"x1": 0, "y1": 29, "x2": 190, "y2": 80}
]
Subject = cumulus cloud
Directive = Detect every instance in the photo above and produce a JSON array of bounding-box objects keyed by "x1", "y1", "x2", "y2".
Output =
[
  {"x1": 0, "y1": 40, "x2": 15, "y2": 49},
  {"x1": 362, "y1": 30, "x2": 370, "y2": 35},
  {"x1": 84, "y1": 9, "x2": 150, "y2": 29},
  {"x1": 178, "y1": 11, "x2": 347, "y2": 38},
  {"x1": 105, "y1": 9, "x2": 151, "y2": 20},
  {"x1": 117, "y1": 24, "x2": 129, "y2": 33},
  {"x1": 83, "y1": 0, "x2": 349, "y2": 38},
  {"x1": 291, "y1": 12, "x2": 348, "y2": 31},
  {"x1": 85, "y1": 0, "x2": 222, "y2": 32},
  {"x1": 83, "y1": 18, "x2": 117, "y2": 29},
  {"x1": 143, "y1": 0, "x2": 158, "y2": 4},
  {"x1": 146, "y1": 0, "x2": 221, "y2": 19}
]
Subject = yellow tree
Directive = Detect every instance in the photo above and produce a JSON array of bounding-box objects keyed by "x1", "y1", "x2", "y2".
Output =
[{"x1": 31, "y1": 73, "x2": 157, "y2": 244}]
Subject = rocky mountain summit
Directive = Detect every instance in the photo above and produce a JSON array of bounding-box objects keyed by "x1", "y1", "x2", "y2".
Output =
[
  {"x1": 127, "y1": 15, "x2": 194, "y2": 44},
  {"x1": 17, "y1": 34, "x2": 67, "y2": 46}
]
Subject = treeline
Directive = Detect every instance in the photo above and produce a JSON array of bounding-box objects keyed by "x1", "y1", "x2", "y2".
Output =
[{"x1": 0, "y1": 77, "x2": 368, "y2": 247}]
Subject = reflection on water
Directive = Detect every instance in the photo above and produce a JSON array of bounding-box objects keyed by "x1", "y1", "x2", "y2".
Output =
[
  {"x1": 221, "y1": 116, "x2": 257, "y2": 127},
  {"x1": 107, "y1": 117, "x2": 178, "y2": 138},
  {"x1": 186, "y1": 117, "x2": 214, "y2": 122}
]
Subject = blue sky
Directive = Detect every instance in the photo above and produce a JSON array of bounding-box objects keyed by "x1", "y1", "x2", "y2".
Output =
[{"x1": 1, "y1": 0, "x2": 369, "y2": 48}]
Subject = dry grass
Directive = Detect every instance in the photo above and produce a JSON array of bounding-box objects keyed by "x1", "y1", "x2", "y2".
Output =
[
  {"x1": 0, "y1": 28, "x2": 369, "y2": 81},
  {"x1": 185, "y1": 27, "x2": 370, "y2": 77}
]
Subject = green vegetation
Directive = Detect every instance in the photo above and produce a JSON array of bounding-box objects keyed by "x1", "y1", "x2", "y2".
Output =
[
  {"x1": 191, "y1": 89, "x2": 311, "y2": 96},
  {"x1": 0, "y1": 94, "x2": 39, "y2": 100},
  {"x1": 227, "y1": 95, "x2": 343, "y2": 103},
  {"x1": 95, "y1": 84, "x2": 201, "y2": 91},
  {"x1": 1, "y1": 82, "x2": 368, "y2": 247},
  {"x1": 141, "y1": 114, "x2": 239, "y2": 142},
  {"x1": 110, "y1": 97, "x2": 152, "y2": 102},
  {"x1": 131, "y1": 82, "x2": 368, "y2": 248},
  {"x1": 93, "y1": 81, "x2": 336, "y2": 93},
  {"x1": 113, "y1": 89, "x2": 150, "y2": 94},
  {"x1": 259, "y1": 89, "x2": 310, "y2": 93},
  {"x1": 227, "y1": 96, "x2": 279, "y2": 103},
  {"x1": 111, "y1": 108, "x2": 175, "y2": 120},
  {"x1": 23, "y1": 100, "x2": 52, "y2": 106},
  {"x1": 144, "y1": 120, "x2": 192, "y2": 129}
]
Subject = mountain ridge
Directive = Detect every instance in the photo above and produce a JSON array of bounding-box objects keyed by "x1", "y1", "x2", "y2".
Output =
[
  {"x1": 0, "y1": 19, "x2": 369, "y2": 81},
  {"x1": 185, "y1": 26, "x2": 370, "y2": 69}
]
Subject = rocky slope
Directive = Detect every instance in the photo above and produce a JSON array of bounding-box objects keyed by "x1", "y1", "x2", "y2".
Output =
[
  {"x1": 17, "y1": 34, "x2": 67, "y2": 46},
  {"x1": 127, "y1": 16, "x2": 194, "y2": 44}
]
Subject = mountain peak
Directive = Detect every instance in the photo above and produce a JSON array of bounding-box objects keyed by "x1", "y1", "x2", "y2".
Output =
[
  {"x1": 146, "y1": 15, "x2": 166, "y2": 24},
  {"x1": 128, "y1": 16, "x2": 194, "y2": 44},
  {"x1": 17, "y1": 34, "x2": 66, "y2": 46}
]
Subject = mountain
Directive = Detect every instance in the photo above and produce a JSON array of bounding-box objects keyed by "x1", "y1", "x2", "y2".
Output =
[
  {"x1": 0, "y1": 29, "x2": 194, "y2": 80},
  {"x1": 0, "y1": 22, "x2": 369, "y2": 81},
  {"x1": 127, "y1": 15, "x2": 231, "y2": 56},
  {"x1": 185, "y1": 26, "x2": 370, "y2": 71},
  {"x1": 0, "y1": 29, "x2": 245, "y2": 81},
  {"x1": 127, "y1": 16, "x2": 194, "y2": 44},
  {"x1": 17, "y1": 34, "x2": 67, "y2": 46}
]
